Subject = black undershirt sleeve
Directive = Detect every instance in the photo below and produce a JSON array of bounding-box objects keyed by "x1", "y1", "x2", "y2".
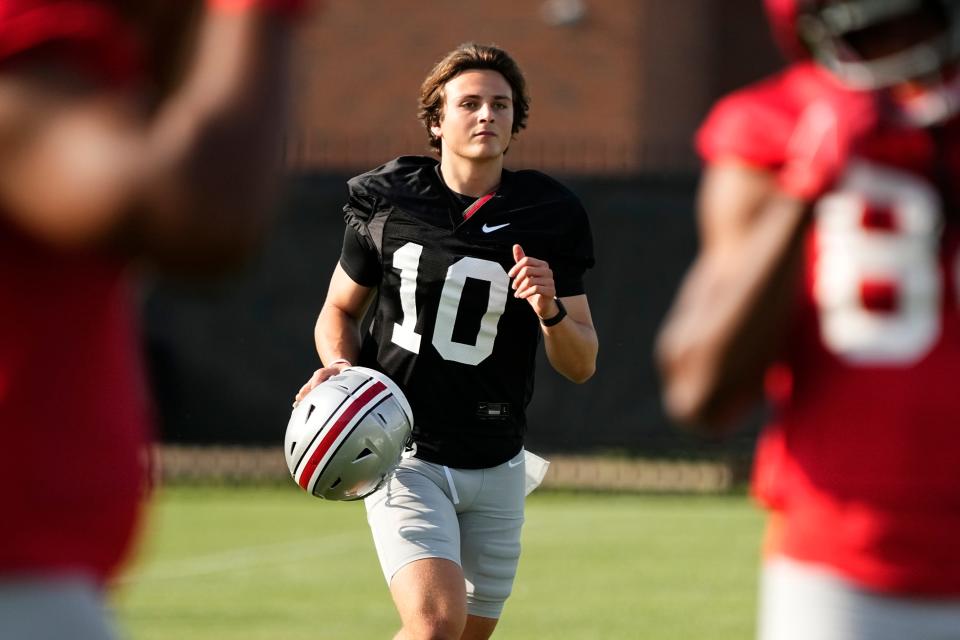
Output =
[{"x1": 338, "y1": 224, "x2": 381, "y2": 287}]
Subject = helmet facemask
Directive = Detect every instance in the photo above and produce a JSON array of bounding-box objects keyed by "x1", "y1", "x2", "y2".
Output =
[{"x1": 798, "y1": 0, "x2": 960, "y2": 89}]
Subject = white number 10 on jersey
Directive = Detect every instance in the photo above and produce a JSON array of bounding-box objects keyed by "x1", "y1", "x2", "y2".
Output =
[{"x1": 390, "y1": 242, "x2": 509, "y2": 365}]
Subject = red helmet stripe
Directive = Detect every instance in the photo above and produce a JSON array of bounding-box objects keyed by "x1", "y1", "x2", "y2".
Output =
[{"x1": 297, "y1": 380, "x2": 387, "y2": 491}]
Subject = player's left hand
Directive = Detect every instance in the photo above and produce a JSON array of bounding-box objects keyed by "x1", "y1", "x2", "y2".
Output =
[{"x1": 508, "y1": 244, "x2": 557, "y2": 319}]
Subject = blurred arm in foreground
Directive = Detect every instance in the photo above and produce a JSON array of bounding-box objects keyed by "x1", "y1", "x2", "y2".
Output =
[
  {"x1": 0, "y1": 2, "x2": 316, "y2": 639},
  {"x1": 0, "y1": 0, "x2": 308, "y2": 271}
]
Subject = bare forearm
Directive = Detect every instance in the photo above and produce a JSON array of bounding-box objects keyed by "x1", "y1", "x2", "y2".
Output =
[
  {"x1": 0, "y1": 8, "x2": 299, "y2": 267},
  {"x1": 543, "y1": 316, "x2": 598, "y2": 383},
  {"x1": 657, "y1": 194, "x2": 809, "y2": 427},
  {"x1": 315, "y1": 303, "x2": 363, "y2": 366},
  {"x1": 135, "y1": 10, "x2": 296, "y2": 268},
  {"x1": 295, "y1": 268, "x2": 372, "y2": 405}
]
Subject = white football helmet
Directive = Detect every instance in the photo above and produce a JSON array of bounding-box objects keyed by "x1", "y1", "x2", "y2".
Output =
[{"x1": 284, "y1": 366, "x2": 413, "y2": 501}]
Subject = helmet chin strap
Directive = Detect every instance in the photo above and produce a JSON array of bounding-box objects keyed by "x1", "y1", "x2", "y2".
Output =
[
  {"x1": 887, "y1": 69, "x2": 960, "y2": 125},
  {"x1": 823, "y1": 38, "x2": 949, "y2": 89}
]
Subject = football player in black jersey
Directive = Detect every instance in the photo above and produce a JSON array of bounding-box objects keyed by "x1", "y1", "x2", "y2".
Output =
[{"x1": 296, "y1": 43, "x2": 598, "y2": 640}]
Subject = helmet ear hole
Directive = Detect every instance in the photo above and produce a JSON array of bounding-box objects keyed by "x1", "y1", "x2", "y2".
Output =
[
  {"x1": 289, "y1": 442, "x2": 297, "y2": 456},
  {"x1": 355, "y1": 448, "x2": 374, "y2": 461},
  {"x1": 329, "y1": 477, "x2": 342, "y2": 489}
]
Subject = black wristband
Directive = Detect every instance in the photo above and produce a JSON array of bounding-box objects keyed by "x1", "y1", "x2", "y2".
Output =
[{"x1": 540, "y1": 297, "x2": 567, "y2": 327}]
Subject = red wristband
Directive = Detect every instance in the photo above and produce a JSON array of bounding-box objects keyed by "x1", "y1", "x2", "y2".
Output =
[{"x1": 206, "y1": 0, "x2": 310, "y2": 19}]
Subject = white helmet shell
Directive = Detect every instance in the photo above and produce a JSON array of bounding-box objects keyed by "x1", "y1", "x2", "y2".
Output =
[{"x1": 284, "y1": 367, "x2": 413, "y2": 501}]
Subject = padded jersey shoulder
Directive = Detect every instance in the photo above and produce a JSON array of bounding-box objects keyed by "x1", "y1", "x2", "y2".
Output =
[
  {"x1": 344, "y1": 156, "x2": 443, "y2": 222},
  {"x1": 696, "y1": 62, "x2": 839, "y2": 169}
]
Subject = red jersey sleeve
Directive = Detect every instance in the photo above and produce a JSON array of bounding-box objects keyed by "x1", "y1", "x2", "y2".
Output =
[
  {"x1": 695, "y1": 63, "x2": 841, "y2": 170},
  {"x1": 696, "y1": 91, "x2": 792, "y2": 169}
]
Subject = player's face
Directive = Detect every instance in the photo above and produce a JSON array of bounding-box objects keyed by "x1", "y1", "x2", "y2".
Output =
[{"x1": 433, "y1": 70, "x2": 514, "y2": 162}]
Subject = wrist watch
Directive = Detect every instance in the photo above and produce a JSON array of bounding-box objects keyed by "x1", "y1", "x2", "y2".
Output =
[{"x1": 540, "y1": 297, "x2": 567, "y2": 327}]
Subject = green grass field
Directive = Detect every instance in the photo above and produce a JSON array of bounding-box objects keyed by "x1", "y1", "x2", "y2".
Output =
[{"x1": 115, "y1": 487, "x2": 765, "y2": 639}]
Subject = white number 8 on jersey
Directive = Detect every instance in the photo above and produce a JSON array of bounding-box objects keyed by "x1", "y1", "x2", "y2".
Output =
[{"x1": 813, "y1": 160, "x2": 944, "y2": 365}]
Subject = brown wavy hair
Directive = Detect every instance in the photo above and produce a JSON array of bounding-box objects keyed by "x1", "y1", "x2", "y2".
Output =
[{"x1": 418, "y1": 43, "x2": 530, "y2": 154}]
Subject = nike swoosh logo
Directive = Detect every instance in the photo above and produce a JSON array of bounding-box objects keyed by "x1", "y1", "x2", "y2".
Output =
[
  {"x1": 507, "y1": 457, "x2": 524, "y2": 468},
  {"x1": 482, "y1": 222, "x2": 511, "y2": 233}
]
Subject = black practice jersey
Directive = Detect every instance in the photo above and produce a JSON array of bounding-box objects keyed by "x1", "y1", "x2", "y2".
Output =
[{"x1": 339, "y1": 156, "x2": 594, "y2": 468}]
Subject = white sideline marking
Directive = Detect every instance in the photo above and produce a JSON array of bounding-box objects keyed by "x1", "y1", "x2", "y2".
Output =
[{"x1": 119, "y1": 535, "x2": 356, "y2": 585}]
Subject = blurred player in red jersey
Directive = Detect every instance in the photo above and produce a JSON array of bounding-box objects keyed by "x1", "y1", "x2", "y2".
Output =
[
  {"x1": 0, "y1": 1, "x2": 313, "y2": 638},
  {"x1": 656, "y1": 1, "x2": 960, "y2": 638}
]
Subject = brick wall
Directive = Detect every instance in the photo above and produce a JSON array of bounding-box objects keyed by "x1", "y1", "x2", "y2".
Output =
[{"x1": 288, "y1": 1, "x2": 783, "y2": 176}]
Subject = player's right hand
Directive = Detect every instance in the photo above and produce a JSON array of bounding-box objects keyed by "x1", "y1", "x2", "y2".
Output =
[
  {"x1": 292, "y1": 362, "x2": 349, "y2": 407},
  {"x1": 777, "y1": 74, "x2": 880, "y2": 202}
]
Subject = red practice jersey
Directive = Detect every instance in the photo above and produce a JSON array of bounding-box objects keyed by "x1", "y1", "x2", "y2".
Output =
[
  {"x1": 698, "y1": 61, "x2": 960, "y2": 595},
  {"x1": 0, "y1": 0, "x2": 149, "y2": 584}
]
